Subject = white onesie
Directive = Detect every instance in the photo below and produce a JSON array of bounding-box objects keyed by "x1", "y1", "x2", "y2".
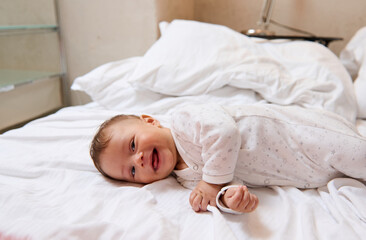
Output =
[{"x1": 171, "y1": 103, "x2": 366, "y2": 190}]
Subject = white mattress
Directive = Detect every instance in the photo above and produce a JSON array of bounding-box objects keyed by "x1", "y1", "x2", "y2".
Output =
[{"x1": 1, "y1": 20, "x2": 366, "y2": 239}]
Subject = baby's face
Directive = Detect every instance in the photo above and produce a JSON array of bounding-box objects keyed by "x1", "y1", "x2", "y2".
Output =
[{"x1": 99, "y1": 115, "x2": 178, "y2": 184}]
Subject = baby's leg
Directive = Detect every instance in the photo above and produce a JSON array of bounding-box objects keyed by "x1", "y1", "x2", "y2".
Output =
[{"x1": 325, "y1": 130, "x2": 366, "y2": 182}]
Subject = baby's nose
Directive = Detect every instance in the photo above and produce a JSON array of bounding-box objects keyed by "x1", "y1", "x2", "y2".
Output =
[{"x1": 135, "y1": 152, "x2": 144, "y2": 167}]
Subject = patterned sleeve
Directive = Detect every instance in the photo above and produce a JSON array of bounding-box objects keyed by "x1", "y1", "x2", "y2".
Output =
[{"x1": 172, "y1": 103, "x2": 241, "y2": 184}]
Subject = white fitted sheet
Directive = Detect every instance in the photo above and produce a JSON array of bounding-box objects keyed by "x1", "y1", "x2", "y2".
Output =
[{"x1": 1, "y1": 103, "x2": 365, "y2": 240}]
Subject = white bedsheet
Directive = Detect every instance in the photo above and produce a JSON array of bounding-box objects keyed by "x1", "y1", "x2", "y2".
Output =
[
  {"x1": 1, "y1": 20, "x2": 366, "y2": 239},
  {"x1": 1, "y1": 104, "x2": 365, "y2": 240}
]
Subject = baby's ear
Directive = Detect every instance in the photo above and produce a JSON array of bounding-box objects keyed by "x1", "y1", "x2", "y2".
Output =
[{"x1": 140, "y1": 115, "x2": 161, "y2": 127}]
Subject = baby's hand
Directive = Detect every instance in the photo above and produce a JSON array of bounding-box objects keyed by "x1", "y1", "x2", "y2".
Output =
[
  {"x1": 221, "y1": 185, "x2": 259, "y2": 213},
  {"x1": 189, "y1": 180, "x2": 223, "y2": 212}
]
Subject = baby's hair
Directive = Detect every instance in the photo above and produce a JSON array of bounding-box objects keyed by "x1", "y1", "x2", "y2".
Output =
[{"x1": 90, "y1": 114, "x2": 140, "y2": 178}]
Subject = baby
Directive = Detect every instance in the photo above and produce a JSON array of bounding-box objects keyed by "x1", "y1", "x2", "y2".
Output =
[{"x1": 90, "y1": 103, "x2": 366, "y2": 214}]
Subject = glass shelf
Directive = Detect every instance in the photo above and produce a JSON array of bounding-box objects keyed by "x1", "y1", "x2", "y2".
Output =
[
  {"x1": 0, "y1": 25, "x2": 58, "y2": 35},
  {"x1": 0, "y1": 69, "x2": 61, "y2": 91}
]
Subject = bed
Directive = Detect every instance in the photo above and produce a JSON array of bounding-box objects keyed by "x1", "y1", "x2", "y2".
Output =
[{"x1": 1, "y1": 20, "x2": 366, "y2": 240}]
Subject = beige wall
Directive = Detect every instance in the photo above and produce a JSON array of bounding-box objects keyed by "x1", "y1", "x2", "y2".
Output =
[
  {"x1": 58, "y1": 0, "x2": 157, "y2": 104},
  {"x1": 156, "y1": 0, "x2": 195, "y2": 36},
  {"x1": 57, "y1": 0, "x2": 194, "y2": 104}
]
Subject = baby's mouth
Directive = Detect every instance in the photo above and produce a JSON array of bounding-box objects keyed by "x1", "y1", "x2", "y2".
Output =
[{"x1": 152, "y1": 148, "x2": 159, "y2": 171}]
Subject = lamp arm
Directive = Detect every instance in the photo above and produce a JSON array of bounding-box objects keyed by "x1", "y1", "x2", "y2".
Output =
[{"x1": 258, "y1": 0, "x2": 276, "y2": 29}]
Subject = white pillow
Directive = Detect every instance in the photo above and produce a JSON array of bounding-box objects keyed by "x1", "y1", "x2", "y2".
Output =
[
  {"x1": 354, "y1": 74, "x2": 366, "y2": 119},
  {"x1": 340, "y1": 27, "x2": 366, "y2": 118},
  {"x1": 71, "y1": 57, "x2": 163, "y2": 110},
  {"x1": 159, "y1": 21, "x2": 170, "y2": 35},
  {"x1": 126, "y1": 19, "x2": 356, "y2": 121},
  {"x1": 71, "y1": 19, "x2": 356, "y2": 121},
  {"x1": 71, "y1": 57, "x2": 140, "y2": 102},
  {"x1": 128, "y1": 19, "x2": 274, "y2": 96}
]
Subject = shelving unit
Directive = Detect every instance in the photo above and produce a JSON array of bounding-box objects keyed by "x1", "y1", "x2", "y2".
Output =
[
  {"x1": 0, "y1": 69, "x2": 60, "y2": 89},
  {"x1": 0, "y1": 1, "x2": 67, "y2": 132}
]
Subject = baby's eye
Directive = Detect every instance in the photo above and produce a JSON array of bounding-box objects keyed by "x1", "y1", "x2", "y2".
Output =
[
  {"x1": 130, "y1": 139, "x2": 135, "y2": 152},
  {"x1": 131, "y1": 166, "x2": 135, "y2": 177}
]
